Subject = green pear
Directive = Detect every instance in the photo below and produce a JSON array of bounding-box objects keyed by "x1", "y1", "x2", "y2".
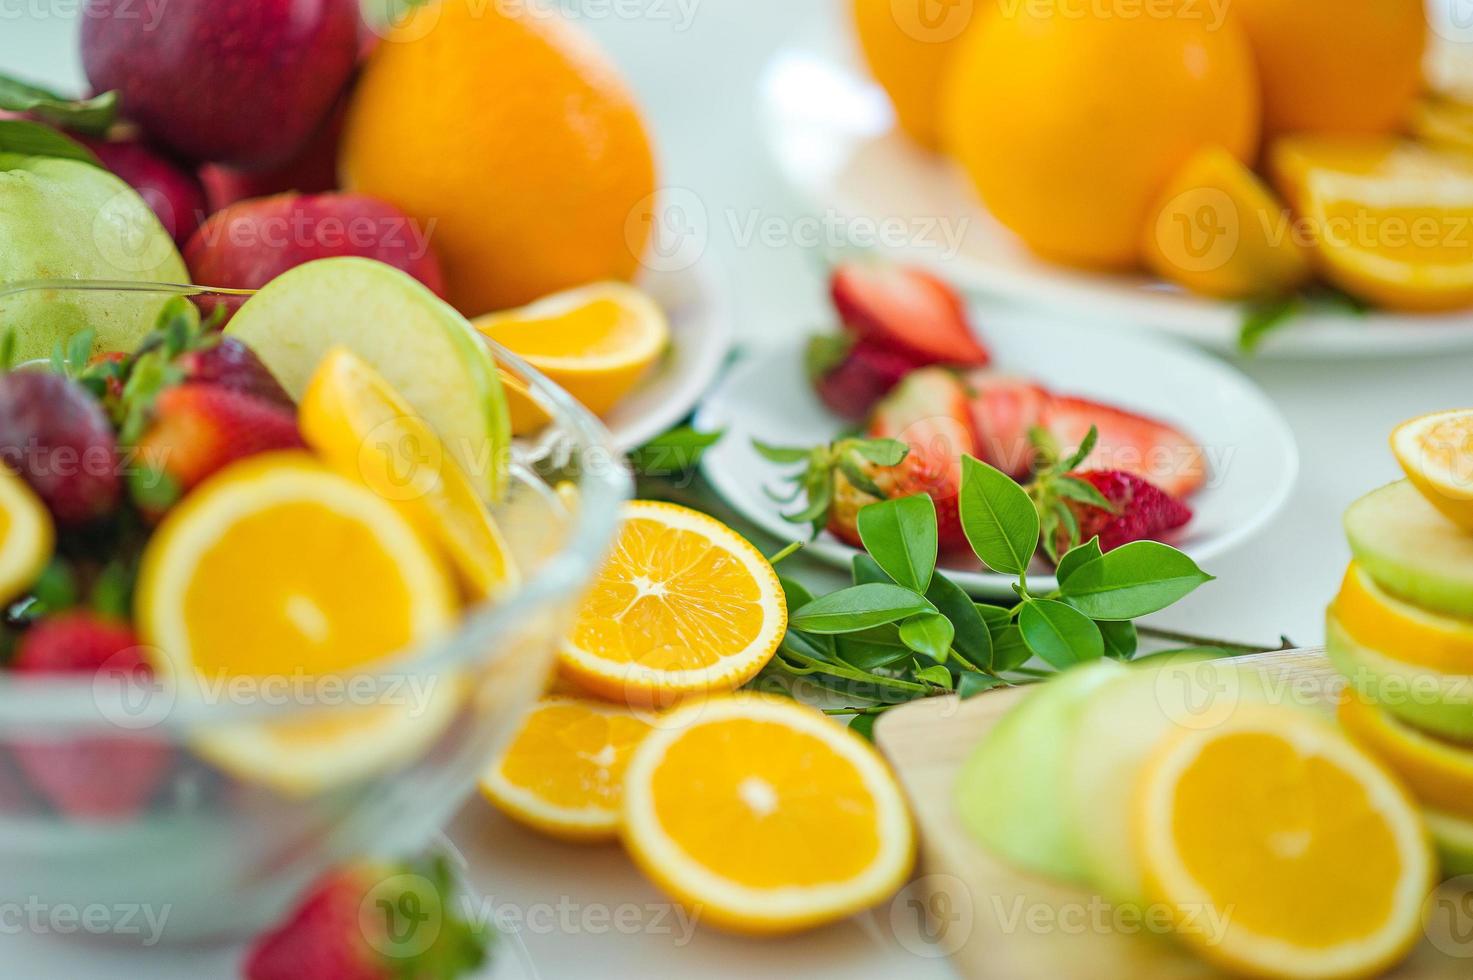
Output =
[{"x1": 0, "y1": 154, "x2": 187, "y2": 362}]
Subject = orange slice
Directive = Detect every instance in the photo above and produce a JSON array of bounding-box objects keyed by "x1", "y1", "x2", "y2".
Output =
[
  {"x1": 557, "y1": 501, "x2": 785, "y2": 707},
  {"x1": 480, "y1": 696, "x2": 654, "y2": 842},
  {"x1": 1339, "y1": 691, "x2": 1473, "y2": 822},
  {"x1": 0, "y1": 465, "x2": 52, "y2": 605},
  {"x1": 300, "y1": 347, "x2": 518, "y2": 601},
  {"x1": 475, "y1": 282, "x2": 668, "y2": 418},
  {"x1": 1332, "y1": 562, "x2": 1473, "y2": 674},
  {"x1": 1136, "y1": 704, "x2": 1434, "y2": 979},
  {"x1": 1271, "y1": 138, "x2": 1473, "y2": 312},
  {"x1": 1143, "y1": 146, "x2": 1312, "y2": 300},
  {"x1": 621, "y1": 694, "x2": 915, "y2": 934},
  {"x1": 1391, "y1": 409, "x2": 1473, "y2": 532}
]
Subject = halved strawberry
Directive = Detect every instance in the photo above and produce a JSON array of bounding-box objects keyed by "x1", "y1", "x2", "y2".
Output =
[
  {"x1": 1039, "y1": 396, "x2": 1206, "y2": 498},
  {"x1": 961, "y1": 369, "x2": 1050, "y2": 480},
  {"x1": 808, "y1": 335, "x2": 922, "y2": 421},
  {"x1": 830, "y1": 262, "x2": 991, "y2": 365},
  {"x1": 1060, "y1": 470, "x2": 1193, "y2": 554}
]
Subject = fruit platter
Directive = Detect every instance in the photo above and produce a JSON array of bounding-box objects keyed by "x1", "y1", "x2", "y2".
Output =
[{"x1": 4, "y1": 2, "x2": 1473, "y2": 980}]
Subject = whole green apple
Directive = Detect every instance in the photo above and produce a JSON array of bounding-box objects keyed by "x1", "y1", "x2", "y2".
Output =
[{"x1": 0, "y1": 153, "x2": 188, "y2": 363}]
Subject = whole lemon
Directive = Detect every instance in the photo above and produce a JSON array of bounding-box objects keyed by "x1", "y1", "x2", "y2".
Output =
[
  {"x1": 942, "y1": 7, "x2": 1260, "y2": 270},
  {"x1": 1229, "y1": 0, "x2": 1426, "y2": 138},
  {"x1": 341, "y1": 0, "x2": 657, "y2": 315},
  {"x1": 852, "y1": 0, "x2": 985, "y2": 149}
]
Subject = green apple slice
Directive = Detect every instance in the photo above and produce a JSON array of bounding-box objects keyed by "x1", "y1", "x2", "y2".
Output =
[
  {"x1": 226, "y1": 258, "x2": 509, "y2": 499},
  {"x1": 1061, "y1": 658, "x2": 1272, "y2": 905},
  {"x1": 1326, "y1": 611, "x2": 1473, "y2": 744},
  {"x1": 955, "y1": 660, "x2": 1126, "y2": 882},
  {"x1": 1346, "y1": 481, "x2": 1473, "y2": 619},
  {"x1": 1426, "y1": 810, "x2": 1473, "y2": 878}
]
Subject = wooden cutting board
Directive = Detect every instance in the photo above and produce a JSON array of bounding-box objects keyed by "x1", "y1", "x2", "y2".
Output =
[{"x1": 873, "y1": 648, "x2": 1468, "y2": 979}]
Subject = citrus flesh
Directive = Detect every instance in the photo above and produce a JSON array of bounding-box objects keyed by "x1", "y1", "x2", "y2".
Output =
[
  {"x1": 0, "y1": 465, "x2": 52, "y2": 606},
  {"x1": 1391, "y1": 409, "x2": 1473, "y2": 532},
  {"x1": 1339, "y1": 692, "x2": 1473, "y2": 822}
]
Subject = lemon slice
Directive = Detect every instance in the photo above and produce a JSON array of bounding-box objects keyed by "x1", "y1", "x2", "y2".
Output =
[
  {"x1": 475, "y1": 282, "x2": 668, "y2": 418},
  {"x1": 1136, "y1": 704, "x2": 1434, "y2": 979},
  {"x1": 480, "y1": 696, "x2": 654, "y2": 842},
  {"x1": 1340, "y1": 691, "x2": 1473, "y2": 823},
  {"x1": 622, "y1": 694, "x2": 914, "y2": 935},
  {"x1": 136, "y1": 452, "x2": 460, "y2": 793},
  {"x1": 557, "y1": 501, "x2": 785, "y2": 707},
  {"x1": 0, "y1": 465, "x2": 52, "y2": 605},
  {"x1": 300, "y1": 347, "x2": 519, "y2": 601},
  {"x1": 1391, "y1": 409, "x2": 1473, "y2": 532}
]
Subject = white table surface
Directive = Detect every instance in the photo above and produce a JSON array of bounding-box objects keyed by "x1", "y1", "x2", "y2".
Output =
[{"x1": 6, "y1": 1, "x2": 1473, "y2": 976}]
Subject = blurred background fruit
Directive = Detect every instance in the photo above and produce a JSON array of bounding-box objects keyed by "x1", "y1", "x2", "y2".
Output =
[
  {"x1": 941, "y1": 7, "x2": 1260, "y2": 269},
  {"x1": 78, "y1": 131, "x2": 206, "y2": 245},
  {"x1": 340, "y1": 0, "x2": 658, "y2": 316},
  {"x1": 198, "y1": 100, "x2": 347, "y2": 212},
  {"x1": 1228, "y1": 0, "x2": 1426, "y2": 138},
  {"x1": 80, "y1": 0, "x2": 360, "y2": 169},
  {"x1": 850, "y1": 0, "x2": 979, "y2": 150},
  {"x1": 184, "y1": 193, "x2": 446, "y2": 297}
]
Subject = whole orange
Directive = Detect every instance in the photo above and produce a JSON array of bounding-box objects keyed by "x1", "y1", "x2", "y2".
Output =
[
  {"x1": 942, "y1": 7, "x2": 1260, "y2": 270},
  {"x1": 340, "y1": 0, "x2": 657, "y2": 315},
  {"x1": 1230, "y1": 0, "x2": 1426, "y2": 138},
  {"x1": 851, "y1": 0, "x2": 985, "y2": 149}
]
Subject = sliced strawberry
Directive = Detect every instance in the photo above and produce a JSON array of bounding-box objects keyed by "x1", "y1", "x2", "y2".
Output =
[
  {"x1": 10, "y1": 613, "x2": 173, "y2": 821},
  {"x1": 175, "y1": 337, "x2": 294, "y2": 409},
  {"x1": 1039, "y1": 396, "x2": 1206, "y2": 498},
  {"x1": 962, "y1": 369, "x2": 1050, "y2": 479},
  {"x1": 809, "y1": 335, "x2": 922, "y2": 421},
  {"x1": 1054, "y1": 470, "x2": 1193, "y2": 555},
  {"x1": 831, "y1": 262, "x2": 991, "y2": 365}
]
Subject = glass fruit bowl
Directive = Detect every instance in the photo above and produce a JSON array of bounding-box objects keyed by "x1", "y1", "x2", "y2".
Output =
[{"x1": 0, "y1": 280, "x2": 630, "y2": 943}]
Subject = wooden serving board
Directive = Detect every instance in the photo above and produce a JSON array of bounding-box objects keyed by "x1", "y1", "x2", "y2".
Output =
[{"x1": 873, "y1": 648, "x2": 1467, "y2": 979}]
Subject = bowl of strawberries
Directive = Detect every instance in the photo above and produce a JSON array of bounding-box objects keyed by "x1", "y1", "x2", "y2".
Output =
[{"x1": 0, "y1": 262, "x2": 629, "y2": 943}]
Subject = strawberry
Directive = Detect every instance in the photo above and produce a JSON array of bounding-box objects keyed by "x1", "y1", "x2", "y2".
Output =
[
  {"x1": 133, "y1": 384, "x2": 305, "y2": 510},
  {"x1": 961, "y1": 369, "x2": 1050, "y2": 480},
  {"x1": 1050, "y1": 470, "x2": 1193, "y2": 556},
  {"x1": 761, "y1": 368, "x2": 978, "y2": 551},
  {"x1": 1039, "y1": 396, "x2": 1206, "y2": 498},
  {"x1": 10, "y1": 613, "x2": 173, "y2": 820},
  {"x1": 807, "y1": 334, "x2": 921, "y2": 421},
  {"x1": 0, "y1": 372, "x2": 121, "y2": 526},
  {"x1": 174, "y1": 336, "x2": 294, "y2": 409},
  {"x1": 243, "y1": 854, "x2": 489, "y2": 980},
  {"x1": 830, "y1": 262, "x2": 991, "y2": 366}
]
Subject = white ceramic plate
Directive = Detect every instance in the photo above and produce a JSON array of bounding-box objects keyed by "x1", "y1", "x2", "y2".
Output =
[
  {"x1": 758, "y1": 50, "x2": 1473, "y2": 359},
  {"x1": 603, "y1": 261, "x2": 733, "y2": 451},
  {"x1": 694, "y1": 308, "x2": 1298, "y2": 599}
]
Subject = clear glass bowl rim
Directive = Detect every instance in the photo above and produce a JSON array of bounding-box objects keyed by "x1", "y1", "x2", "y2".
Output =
[{"x1": 0, "y1": 279, "x2": 632, "y2": 729}]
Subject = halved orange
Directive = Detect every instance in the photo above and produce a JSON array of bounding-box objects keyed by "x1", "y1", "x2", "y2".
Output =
[
  {"x1": 475, "y1": 282, "x2": 668, "y2": 418},
  {"x1": 621, "y1": 694, "x2": 915, "y2": 934},
  {"x1": 1332, "y1": 562, "x2": 1473, "y2": 674},
  {"x1": 480, "y1": 696, "x2": 654, "y2": 842},
  {"x1": 0, "y1": 465, "x2": 52, "y2": 605},
  {"x1": 1391, "y1": 409, "x2": 1473, "y2": 532},
  {"x1": 1339, "y1": 691, "x2": 1473, "y2": 822},
  {"x1": 300, "y1": 347, "x2": 518, "y2": 601},
  {"x1": 1136, "y1": 704, "x2": 1434, "y2": 979},
  {"x1": 558, "y1": 501, "x2": 785, "y2": 707}
]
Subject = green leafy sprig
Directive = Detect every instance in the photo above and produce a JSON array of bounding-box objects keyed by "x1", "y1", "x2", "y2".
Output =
[{"x1": 764, "y1": 455, "x2": 1213, "y2": 729}]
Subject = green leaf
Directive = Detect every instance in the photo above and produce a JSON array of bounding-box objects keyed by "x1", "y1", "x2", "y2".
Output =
[
  {"x1": 836, "y1": 626, "x2": 912, "y2": 670},
  {"x1": 837, "y1": 454, "x2": 884, "y2": 498},
  {"x1": 0, "y1": 119, "x2": 100, "y2": 165},
  {"x1": 849, "y1": 438, "x2": 908, "y2": 466},
  {"x1": 958, "y1": 456, "x2": 1039, "y2": 575},
  {"x1": 1054, "y1": 537, "x2": 1103, "y2": 584},
  {"x1": 991, "y1": 624, "x2": 1031, "y2": 673},
  {"x1": 1062, "y1": 425, "x2": 1099, "y2": 472},
  {"x1": 1060, "y1": 541, "x2": 1214, "y2": 620},
  {"x1": 628, "y1": 426, "x2": 722, "y2": 476},
  {"x1": 1100, "y1": 620, "x2": 1138, "y2": 661},
  {"x1": 1019, "y1": 599, "x2": 1104, "y2": 669},
  {"x1": 779, "y1": 576, "x2": 815, "y2": 612},
  {"x1": 805, "y1": 332, "x2": 852, "y2": 382},
  {"x1": 848, "y1": 713, "x2": 878, "y2": 742},
  {"x1": 0, "y1": 74, "x2": 118, "y2": 134},
  {"x1": 752, "y1": 439, "x2": 812, "y2": 464},
  {"x1": 899, "y1": 613, "x2": 955, "y2": 662},
  {"x1": 790, "y1": 583, "x2": 933, "y2": 634},
  {"x1": 1238, "y1": 295, "x2": 1302, "y2": 354},
  {"x1": 958, "y1": 673, "x2": 1004, "y2": 700},
  {"x1": 851, "y1": 553, "x2": 891, "y2": 586},
  {"x1": 781, "y1": 629, "x2": 838, "y2": 665},
  {"x1": 913, "y1": 663, "x2": 954, "y2": 689},
  {"x1": 857, "y1": 495, "x2": 937, "y2": 593},
  {"x1": 1052, "y1": 475, "x2": 1115, "y2": 511},
  {"x1": 976, "y1": 602, "x2": 1012, "y2": 633},
  {"x1": 927, "y1": 573, "x2": 992, "y2": 669}
]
